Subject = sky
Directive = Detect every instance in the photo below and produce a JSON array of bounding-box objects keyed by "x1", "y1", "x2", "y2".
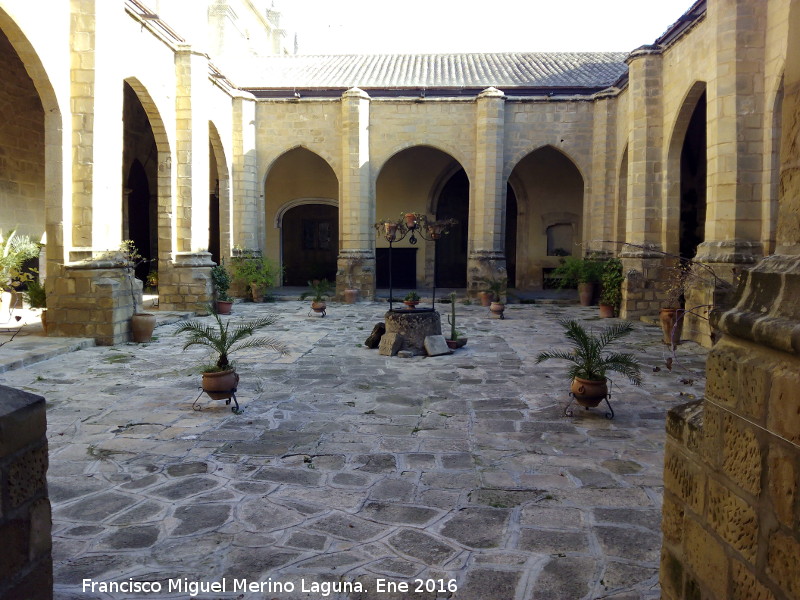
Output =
[{"x1": 275, "y1": 0, "x2": 698, "y2": 55}]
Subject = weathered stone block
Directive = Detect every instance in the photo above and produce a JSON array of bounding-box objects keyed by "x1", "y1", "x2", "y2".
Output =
[
  {"x1": 663, "y1": 450, "x2": 705, "y2": 514},
  {"x1": 0, "y1": 387, "x2": 46, "y2": 457},
  {"x1": 766, "y1": 531, "x2": 800, "y2": 600},
  {"x1": 737, "y1": 356, "x2": 771, "y2": 421},
  {"x1": 8, "y1": 445, "x2": 48, "y2": 509},
  {"x1": 684, "y1": 517, "x2": 728, "y2": 600},
  {"x1": 378, "y1": 333, "x2": 403, "y2": 356},
  {"x1": 705, "y1": 348, "x2": 740, "y2": 407},
  {"x1": 424, "y1": 335, "x2": 451, "y2": 356},
  {"x1": 767, "y1": 442, "x2": 798, "y2": 528},
  {"x1": 661, "y1": 492, "x2": 685, "y2": 544},
  {"x1": 722, "y1": 414, "x2": 762, "y2": 496},
  {"x1": 659, "y1": 546, "x2": 684, "y2": 600},
  {"x1": 731, "y1": 559, "x2": 775, "y2": 600},
  {"x1": 705, "y1": 478, "x2": 758, "y2": 561},
  {"x1": 767, "y1": 368, "x2": 800, "y2": 445}
]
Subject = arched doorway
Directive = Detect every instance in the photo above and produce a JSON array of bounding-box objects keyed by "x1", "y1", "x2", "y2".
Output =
[
  {"x1": 122, "y1": 81, "x2": 158, "y2": 284},
  {"x1": 281, "y1": 203, "x2": 338, "y2": 285},
  {"x1": 435, "y1": 169, "x2": 469, "y2": 288},
  {"x1": 679, "y1": 91, "x2": 707, "y2": 260},
  {"x1": 508, "y1": 146, "x2": 584, "y2": 290},
  {"x1": 505, "y1": 184, "x2": 517, "y2": 288},
  {"x1": 209, "y1": 142, "x2": 220, "y2": 266},
  {"x1": 265, "y1": 147, "x2": 339, "y2": 282}
]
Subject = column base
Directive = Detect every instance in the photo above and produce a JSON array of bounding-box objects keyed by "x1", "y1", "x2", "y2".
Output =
[
  {"x1": 158, "y1": 252, "x2": 214, "y2": 312},
  {"x1": 336, "y1": 250, "x2": 375, "y2": 301},
  {"x1": 467, "y1": 251, "x2": 507, "y2": 297}
]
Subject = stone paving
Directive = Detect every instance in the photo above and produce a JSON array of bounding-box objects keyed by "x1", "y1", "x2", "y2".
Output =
[{"x1": 0, "y1": 300, "x2": 709, "y2": 600}]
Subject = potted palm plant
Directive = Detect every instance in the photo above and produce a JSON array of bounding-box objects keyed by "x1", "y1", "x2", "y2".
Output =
[
  {"x1": 175, "y1": 307, "x2": 287, "y2": 412},
  {"x1": 23, "y1": 273, "x2": 47, "y2": 333},
  {"x1": 301, "y1": 279, "x2": 334, "y2": 316},
  {"x1": 536, "y1": 319, "x2": 642, "y2": 408},
  {"x1": 210, "y1": 264, "x2": 233, "y2": 315},
  {"x1": 478, "y1": 275, "x2": 507, "y2": 319},
  {"x1": 445, "y1": 292, "x2": 467, "y2": 349},
  {"x1": 0, "y1": 228, "x2": 40, "y2": 316}
]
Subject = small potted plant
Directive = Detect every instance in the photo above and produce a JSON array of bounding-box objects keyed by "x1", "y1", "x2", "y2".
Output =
[
  {"x1": 445, "y1": 292, "x2": 467, "y2": 349},
  {"x1": 0, "y1": 228, "x2": 40, "y2": 315},
  {"x1": 229, "y1": 249, "x2": 281, "y2": 302},
  {"x1": 598, "y1": 258, "x2": 623, "y2": 318},
  {"x1": 403, "y1": 290, "x2": 420, "y2": 309},
  {"x1": 552, "y1": 256, "x2": 602, "y2": 306},
  {"x1": 210, "y1": 264, "x2": 233, "y2": 315},
  {"x1": 120, "y1": 240, "x2": 157, "y2": 343},
  {"x1": 23, "y1": 272, "x2": 47, "y2": 333},
  {"x1": 659, "y1": 264, "x2": 688, "y2": 348},
  {"x1": 301, "y1": 279, "x2": 334, "y2": 317},
  {"x1": 535, "y1": 319, "x2": 642, "y2": 409},
  {"x1": 175, "y1": 306, "x2": 288, "y2": 412},
  {"x1": 478, "y1": 275, "x2": 507, "y2": 319}
]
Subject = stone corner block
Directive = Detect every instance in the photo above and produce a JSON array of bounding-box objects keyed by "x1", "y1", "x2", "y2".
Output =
[
  {"x1": 378, "y1": 333, "x2": 404, "y2": 356},
  {"x1": 424, "y1": 335, "x2": 452, "y2": 357}
]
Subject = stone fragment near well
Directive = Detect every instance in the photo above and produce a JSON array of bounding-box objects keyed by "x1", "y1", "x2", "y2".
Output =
[
  {"x1": 378, "y1": 333, "x2": 404, "y2": 356},
  {"x1": 384, "y1": 310, "x2": 442, "y2": 355},
  {"x1": 424, "y1": 335, "x2": 451, "y2": 356},
  {"x1": 364, "y1": 322, "x2": 386, "y2": 348}
]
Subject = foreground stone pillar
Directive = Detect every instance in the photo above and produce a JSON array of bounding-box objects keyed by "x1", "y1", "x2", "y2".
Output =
[{"x1": 0, "y1": 386, "x2": 52, "y2": 600}]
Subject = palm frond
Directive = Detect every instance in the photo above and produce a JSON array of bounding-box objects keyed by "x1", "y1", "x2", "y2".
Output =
[{"x1": 230, "y1": 336, "x2": 288, "y2": 356}]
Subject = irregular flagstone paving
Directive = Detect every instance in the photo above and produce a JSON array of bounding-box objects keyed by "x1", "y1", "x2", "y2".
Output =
[{"x1": 0, "y1": 301, "x2": 709, "y2": 600}]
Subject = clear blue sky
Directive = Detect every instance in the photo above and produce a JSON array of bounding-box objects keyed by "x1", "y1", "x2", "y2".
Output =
[{"x1": 277, "y1": 0, "x2": 697, "y2": 54}]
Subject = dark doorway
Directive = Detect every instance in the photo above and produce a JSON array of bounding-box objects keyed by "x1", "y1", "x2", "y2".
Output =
[
  {"x1": 375, "y1": 248, "x2": 417, "y2": 289},
  {"x1": 680, "y1": 91, "x2": 707, "y2": 260},
  {"x1": 281, "y1": 204, "x2": 338, "y2": 285},
  {"x1": 127, "y1": 160, "x2": 152, "y2": 281},
  {"x1": 435, "y1": 169, "x2": 469, "y2": 287},
  {"x1": 209, "y1": 178, "x2": 220, "y2": 265},
  {"x1": 505, "y1": 184, "x2": 517, "y2": 288}
]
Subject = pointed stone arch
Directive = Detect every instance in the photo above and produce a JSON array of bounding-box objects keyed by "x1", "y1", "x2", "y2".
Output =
[
  {"x1": 122, "y1": 77, "x2": 174, "y2": 271},
  {"x1": 263, "y1": 146, "x2": 339, "y2": 285},
  {"x1": 665, "y1": 81, "x2": 707, "y2": 258},
  {"x1": 0, "y1": 9, "x2": 63, "y2": 275},
  {"x1": 615, "y1": 145, "x2": 629, "y2": 249},
  {"x1": 507, "y1": 145, "x2": 585, "y2": 290},
  {"x1": 208, "y1": 121, "x2": 231, "y2": 265}
]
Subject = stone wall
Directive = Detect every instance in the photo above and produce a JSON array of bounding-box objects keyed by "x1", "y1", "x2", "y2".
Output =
[
  {"x1": 660, "y1": 257, "x2": 800, "y2": 600},
  {"x1": 0, "y1": 386, "x2": 52, "y2": 600}
]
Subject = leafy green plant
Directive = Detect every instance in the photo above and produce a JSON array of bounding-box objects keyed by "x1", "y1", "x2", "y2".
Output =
[
  {"x1": 228, "y1": 250, "x2": 281, "y2": 299},
  {"x1": 477, "y1": 275, "x2": 507, "y2": 301},
  {"x1": 535, "y1": 319, "x2": 642, "y2": 385},
  {"x1": 210, "y1": 264, "x2": 232, "y2": 301},
  {"x1": 599, "y1": 258, "x2": 624, "y2": 312},
  {"x1": 404, "y1": 291, "x2": 420, "y2": 302},
  {"x1": 300, "y1": 279, "x2": 334, "y2": 302},
  {"x1": 23, "y1": 274, "x2": 46, "y2": 308},
  {"x1": 0, "y1": 229, "x2": 40, "y2": 290},
  {"x1": 551, "y1": 256, "x2": 603, "y2": 289},
  {"x1": 175, "y1": 307, "x2": 288, "y2": 372}
]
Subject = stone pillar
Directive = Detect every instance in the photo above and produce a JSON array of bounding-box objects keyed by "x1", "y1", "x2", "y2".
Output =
[
  {"x1": 0, "y1": 386, "x2": 52, "y2": 600},
  {"x1": 467, "y1": 87, "x2": 507, "y2": 295},
  {"x1": 684, "y1": 0, "x2": 767, "y2": 346},
  {"x1": 231, "y1": 94, "x2": 259, "y2": 252},
  {"x1": 660, "y1": 3, "x2": 800, "y2": 596},
  {"x1": 589, "y1": 93, "x2": 619, "y2": 254},
  {"x1": 337, "y1": 88, "x2": 375, "y2": 300},
  {"x1": 620, "y1": 47, "x2": 664, "y2": 319}
]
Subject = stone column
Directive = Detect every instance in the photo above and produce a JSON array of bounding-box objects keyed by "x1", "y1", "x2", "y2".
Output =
[
  {"x1": 0, "y1": 387, "x2": 52, "y2": 600},
  {"x1": 337, "y1": 87, "x2": 375, "y2": 300},
  {"x1": 467, "y1": 87, "x2": 506, "y2": 295},
  {"x1": 684, "y1": 0, "x2": 766, "y2": 346},
  {"x1": 231, "y1": 94, "x2": 259, "y2": 253},
  {"x1": 620, "y1": 46, "x2": 665, "y2": 319},
  {"x1": 589, "y1": 93, "x2": 619, "y2": 254},
  {"x1": 660, "y1": 3, "x2": 800, "y2": 597}
]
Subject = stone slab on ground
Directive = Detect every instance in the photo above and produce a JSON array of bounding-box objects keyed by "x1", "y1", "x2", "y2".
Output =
[{"x1": 424, "y1": 334, "x2": 451, "y2": 356}]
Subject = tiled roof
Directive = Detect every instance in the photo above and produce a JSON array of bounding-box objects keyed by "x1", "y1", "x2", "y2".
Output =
[{"x1": 243, "y1": 52, "x2": 628, "y2": 96}]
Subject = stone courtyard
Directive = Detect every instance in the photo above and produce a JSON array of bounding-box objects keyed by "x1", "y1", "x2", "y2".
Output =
[{"x1": 0, "y1": 301, "x2": 708, "y2": 600}]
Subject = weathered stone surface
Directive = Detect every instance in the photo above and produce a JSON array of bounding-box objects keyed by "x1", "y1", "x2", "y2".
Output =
[
  {"x1": 387, "y1": 529, "x2": 458, "y2": 565},
  {"x1": 364, "y1": 322, "x2": 386, "y2": 348},
  {"x1": 518, "y1": 529, "x2": 590, "y2": 554},
  {"x1": 439, "y1": 507, "x2": 509, "y2": 548},
  {"x1": 58, "y1": 492, "x2": 136, "y2": 522},
  {"x1": 150, "y1": 476, "x2": 218, "y2": 499},
  {"x1": 360, "y1": 501, "x2": 440, "y2": 525},
  {"x1": 424, "y1": 334, "x2": 451, "y2": 356},
  {"x1": 252, "y1": 466, "x2": 322, "y2": 486},
  {"x1": 309, "y1": 512, "x2": 385, "y2": 541},
  {"x1": 531, "y1": 557, "x2": 596, "y2": 600},
  {"x1": 100, "y1": 525, "x2": 160, "y2": 549},
  {"x1": 456, "y1": 568, "x2": 521, "y2": 600},
  {"x1": 384, "y1": 310, "x2": 442, "y2": 354},
  {"x1": 172, "y1": 504, "x2": 231, "y2": 535},
  {"x1": 378, "y1": 332, "x2": 403, "y2": 356}
]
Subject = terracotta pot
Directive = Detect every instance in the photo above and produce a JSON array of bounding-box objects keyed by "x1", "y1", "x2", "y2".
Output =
[
  {"x1": 659, "y1": 307, "x2": 683, "y2": 348},
  {"x1": 446, "y1": 338, "x2": 468, "y2": 349},
  {"x1": 404, "y1": 213, "x2": 416, "y2": 227},
  {"x1": 202, "y1": 369, "x2": 239, "y2": 400},
  {"x1": 131, "y1": 312, "x2": 156, "y2": 343},
  {"x1": 344, "y1": 289, "x2": 360, "y2": 304},
  {"x1": 489, "y1": 301, "x2": 505, "y2": 319},
  {"x1": 403, "y1": 300, "x2": 419, "y2": 309},
  {"x1": 311, "y1": 300, "x2": 327, "y2": 313},
  {"x1": 570, "y1": 377, "x2": 608, "y2": 408},
  {"x1": 578, "y1": 282, "x2": 595, "y2": 306},
  {"x1": 215, "y1": 300, "x2": 233, "y2": 315},
  {"x1": 40, "y1": 309, "x2": 48, "y2": 334},
  {"x1": 598, "y1": 303, "x2": 615, "y2": 318},
  {"x1": 478, "y1": 291, "x2": 492, "y2": 307}
]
